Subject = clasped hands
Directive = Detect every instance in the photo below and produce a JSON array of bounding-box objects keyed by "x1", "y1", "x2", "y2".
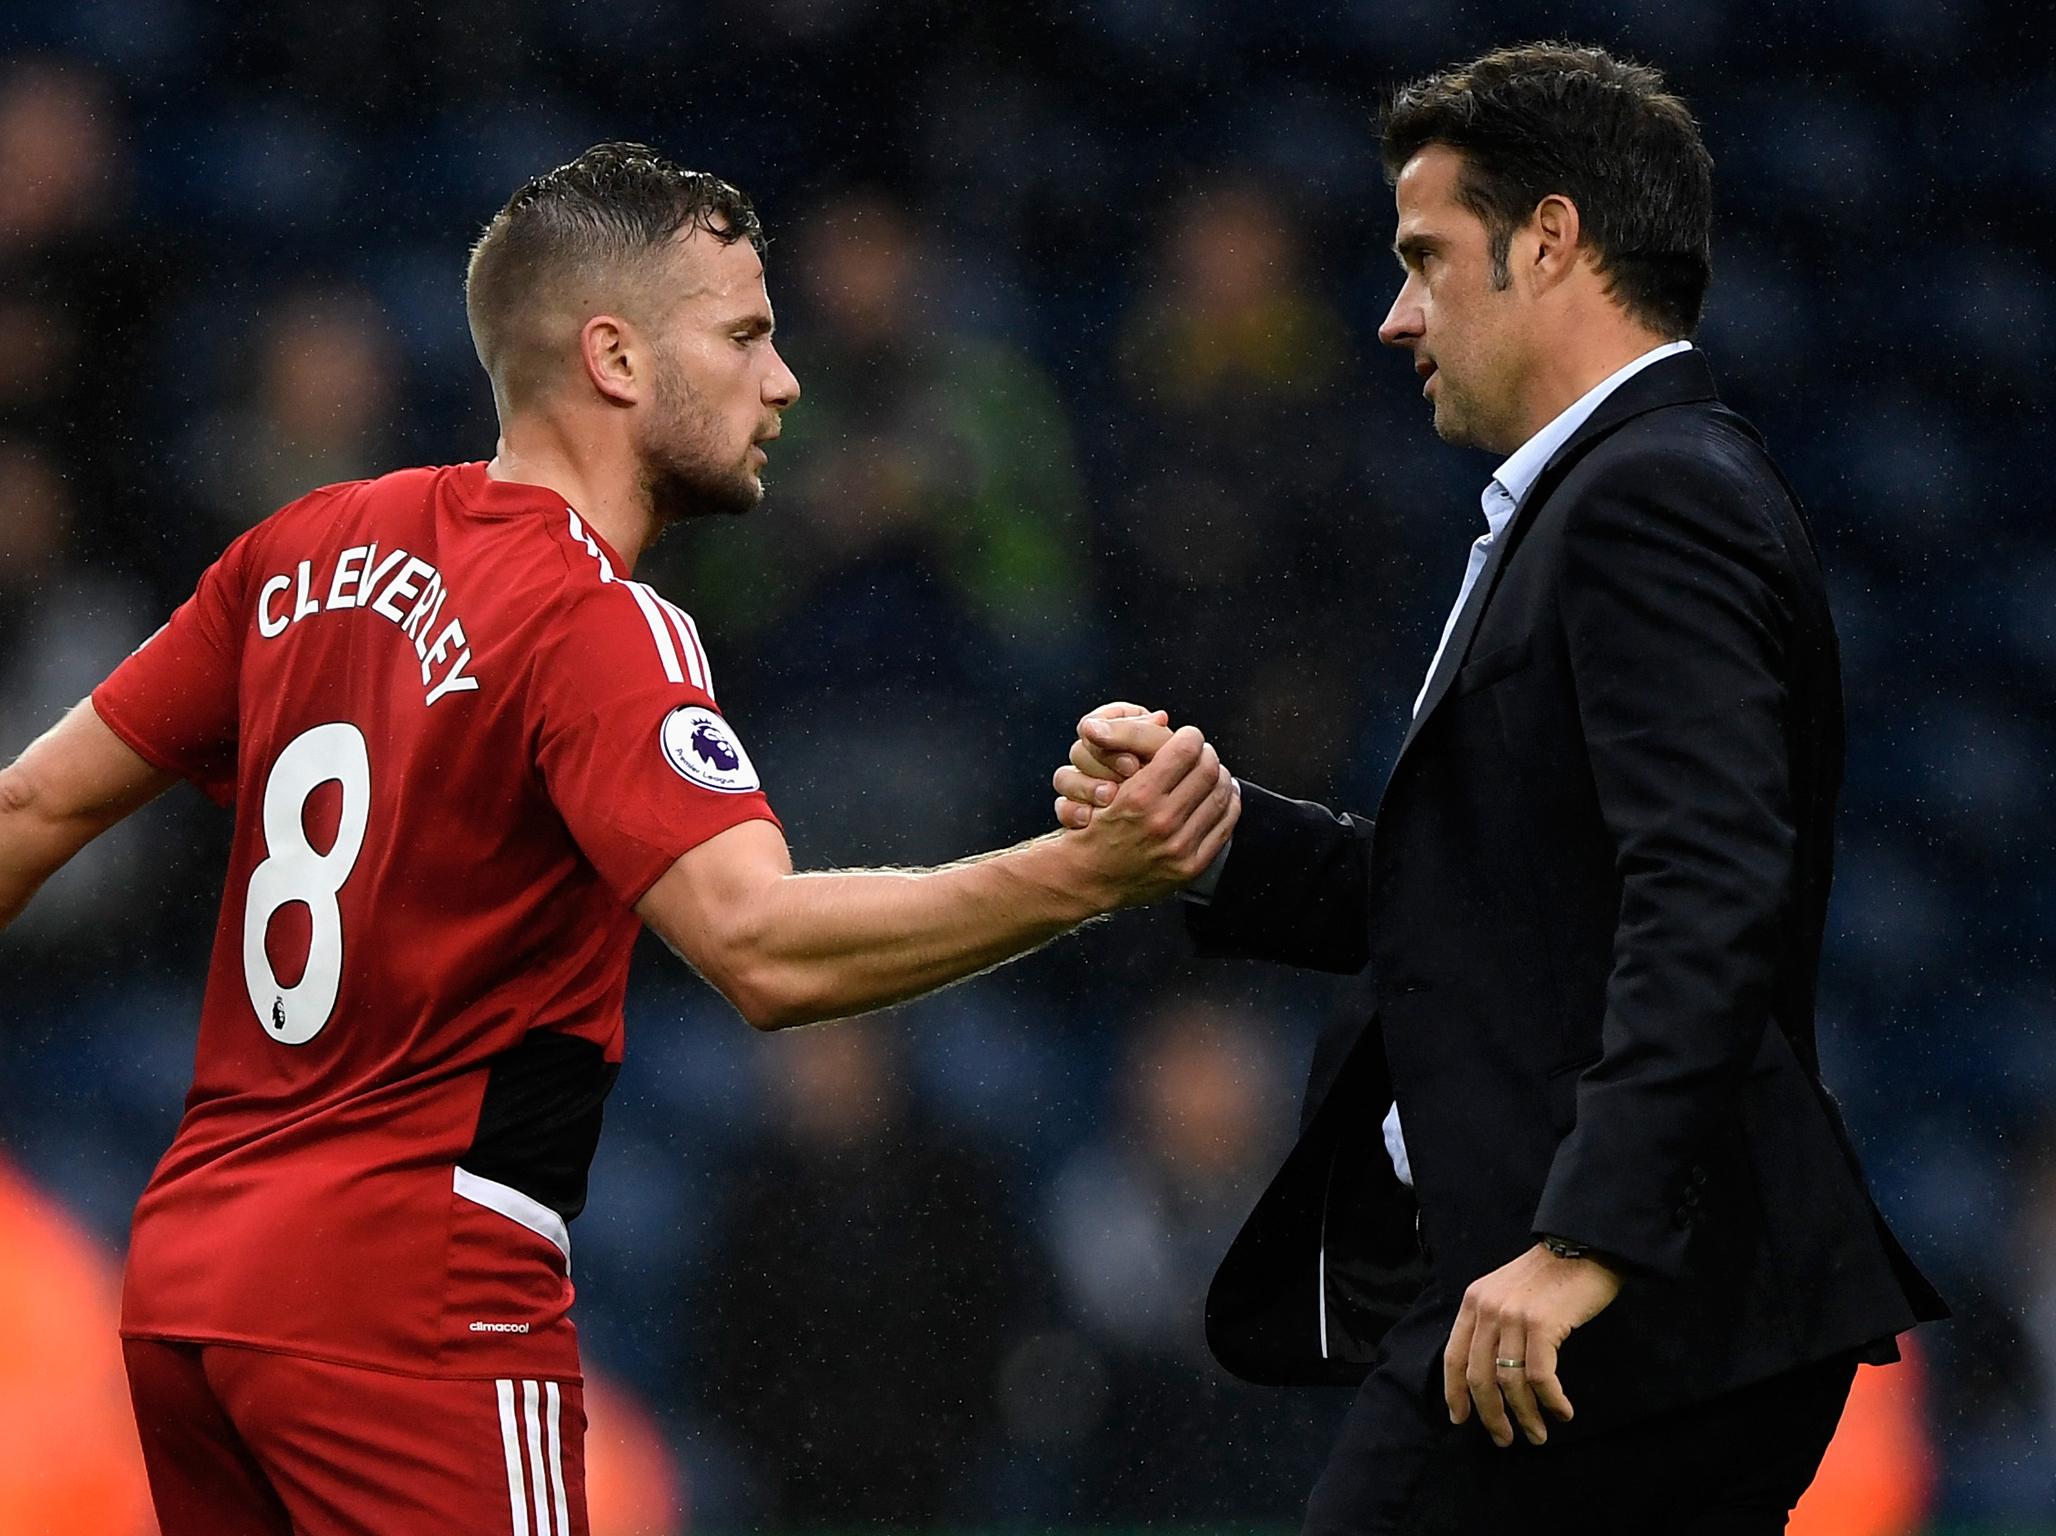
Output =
[
  {"x1": 1052, "y1": 704, "x2": 1624, "y2": 1450},
  {"x1": 1049, "y1": 702, "x2": 1238, "y2": 909}
]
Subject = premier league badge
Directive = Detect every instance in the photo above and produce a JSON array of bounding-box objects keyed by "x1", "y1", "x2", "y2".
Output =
[{"x1": 660, "y1": 705, "x2": 760, "y2": 793}]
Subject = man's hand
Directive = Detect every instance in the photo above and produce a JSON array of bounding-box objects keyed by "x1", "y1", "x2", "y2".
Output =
[
  {"x1": 1443, "y1": 1243, "x2": 1623, "y2": 1447},
  {"x1": 1051, "y1": 702, "x2": 1177, "y2": 831},
  {"x1": 1059, "y1": 722, "x2": 1237, "y2": 909}
]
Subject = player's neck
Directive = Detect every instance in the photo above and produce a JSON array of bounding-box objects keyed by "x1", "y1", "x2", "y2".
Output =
[{"x1": 486, "y1": 438, "x2": 657, "y2": 574}]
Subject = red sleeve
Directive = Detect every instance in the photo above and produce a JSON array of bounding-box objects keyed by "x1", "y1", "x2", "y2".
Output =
[
  {"x1": 91, "y1": 531, "x2": 257, "y2": 808},
  {"x1": 530, "y1": 579, "x2": 780, "y2": 906}
]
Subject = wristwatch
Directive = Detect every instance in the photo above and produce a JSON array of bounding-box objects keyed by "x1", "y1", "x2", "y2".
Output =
[{"x1": 1540, "y1": 1234, "x2": 1593, "y2": 1261}]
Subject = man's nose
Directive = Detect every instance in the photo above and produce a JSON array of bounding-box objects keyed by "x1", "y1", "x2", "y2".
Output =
[
  {"x1": 764, "y1": 346, "x2": 801, "y2": 407},
  {"x1": 1378, "y1": 284, "x2": 1421, "y2": 349}
]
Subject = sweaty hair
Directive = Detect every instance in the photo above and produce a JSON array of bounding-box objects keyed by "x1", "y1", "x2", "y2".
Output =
[
  {"x1": 465, "y1": 142, "x2": 763, "y2": 410},
  {"x1": 1380, "y1": 43, "x2": 1713, "y2": 338}
]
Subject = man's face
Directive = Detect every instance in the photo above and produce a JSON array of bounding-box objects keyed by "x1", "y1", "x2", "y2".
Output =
[
  {"x1": 1377, "y1": 145, "x2": 1532, "y2": 455},
  {"x1": 637, "y1": 226, "x2": 801, "y2": 521}
]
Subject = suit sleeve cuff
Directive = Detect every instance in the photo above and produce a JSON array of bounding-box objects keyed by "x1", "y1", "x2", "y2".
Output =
[{"x1": 1179, "y1": 786, "x2": 1239, "y2": 906}]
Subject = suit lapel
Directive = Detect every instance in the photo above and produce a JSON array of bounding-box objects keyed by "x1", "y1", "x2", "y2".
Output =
[
  {"x1": 1396, "y1": 526, "x2": 1515, "y2": 760},
  {"x1": 1390, "y1": 350, "x2": 1722, "y2": 769}
]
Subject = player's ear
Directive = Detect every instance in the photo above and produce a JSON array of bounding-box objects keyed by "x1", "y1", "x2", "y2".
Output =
[{"x1": 580, "y1": 316, "x2": 640, "y2": 407}]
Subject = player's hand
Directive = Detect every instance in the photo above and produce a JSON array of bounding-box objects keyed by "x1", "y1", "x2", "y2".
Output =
[
  {"x1": 1442, "y1": 1243, "x2": 1622, "y2": 1448},
  {"x1": 1051, "y1": 704, "x2": 1173, "y2": 831},
  {"x1": 1063, "y1": 724, "x2": 1238, "y2": 908}
]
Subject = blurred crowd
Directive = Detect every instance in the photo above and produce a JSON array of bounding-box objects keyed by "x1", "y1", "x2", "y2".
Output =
[{"x1": 0, "y1": 0, "x2": 2049, "y2": 1529}]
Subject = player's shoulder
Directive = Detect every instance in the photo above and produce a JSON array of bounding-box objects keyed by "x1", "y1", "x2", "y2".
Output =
[
  {"x1": 201, "y1": 474, "x2": 378, "y2": 584},
  {"x1": 245, "y1": 463, "x2": 574, "y2": 610},
  {"x1": 244, "y1": 465, "x2": 447, "y2": 553},
  {"x1": 338, "y1": 461, "x2": 603, "y2": 605},
  {"x1": 280, "y1": 465, "x2": 437, "y2": 518},
  {"x1": 532, "y1": 507, "x2": 720, "y2": 698}
]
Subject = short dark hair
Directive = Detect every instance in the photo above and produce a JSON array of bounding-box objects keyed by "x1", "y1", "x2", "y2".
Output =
[
  {"x1": 466, "y1": 142, "x2": 763, "y2": 407},
  {"x1": 1380, "y1": 43, "x2": 1713, "y2": 337}
]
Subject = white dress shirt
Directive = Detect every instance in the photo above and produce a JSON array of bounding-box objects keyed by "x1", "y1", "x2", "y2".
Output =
[{"x1": 1381, "y1": 339, "x2": 1693, "y2": 1189}]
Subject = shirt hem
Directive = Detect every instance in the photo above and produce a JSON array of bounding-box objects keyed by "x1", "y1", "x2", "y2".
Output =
[
  {"x1": 620, "y1": 803, "x2": 784, "y2": 908},
  {"x1": 89, "y1": 689, "x2": 194, "y2": 786},
  {"x1": 117, "y1": 1326, "x2": 584, "y2": 1385}
]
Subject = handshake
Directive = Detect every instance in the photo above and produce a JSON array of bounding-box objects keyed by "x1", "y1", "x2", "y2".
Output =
[{"x1": 1045, "y1": 701, "x2": 1239, "y2": 911}]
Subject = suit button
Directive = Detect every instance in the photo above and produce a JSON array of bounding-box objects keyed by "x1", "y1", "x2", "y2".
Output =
[
  {"x1": 1672, "y1": 1206, "x2": 1693, "y2": 1228},
  {"x1": 1690, "y1": 1164, "x2": 1709, "y2": 1188}
]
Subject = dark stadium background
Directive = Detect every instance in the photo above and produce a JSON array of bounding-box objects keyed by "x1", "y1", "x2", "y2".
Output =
[{"x1": 0, "y1": 1, "x2": 2047, "y2": 1531}]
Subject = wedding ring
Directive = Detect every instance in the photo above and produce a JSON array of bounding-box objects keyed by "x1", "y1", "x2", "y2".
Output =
[{"x1": 1495, "y1": 1358, "x2": 1526, "y2": 1370}]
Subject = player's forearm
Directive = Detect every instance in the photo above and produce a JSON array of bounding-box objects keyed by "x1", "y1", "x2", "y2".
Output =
[
  {"x1": 650, "y1": 727, "x2": 1236, "y2": 1027},
  {"x1": 0, "y1": 766, "x2": 89, "y2": 932},
  {"x1": 726, "y1": 833, "x2": 1107, "y2": 1030},
  {"x1": 0, "y1": 704, "x2": 176, "y2": 937}
]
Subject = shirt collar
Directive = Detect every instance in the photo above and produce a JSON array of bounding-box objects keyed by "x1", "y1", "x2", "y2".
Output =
[{"x1": 1483, "y1": 339, "x2": 1694, "y2": 528}]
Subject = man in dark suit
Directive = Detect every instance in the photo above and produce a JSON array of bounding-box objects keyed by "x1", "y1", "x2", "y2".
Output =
[{"x1": 1054, "y1": 42, "x2": 1945, "y2": 1534}]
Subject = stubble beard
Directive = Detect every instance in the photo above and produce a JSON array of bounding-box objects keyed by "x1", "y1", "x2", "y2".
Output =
[
  {"x1": 641, "y1": 359, "x2": 764, "y2": 525},
  {"x1": 1428, "y1": 278, "x2": 1524, "y2": 454},
  {"x1": 1430, "y1": 375, "x2": 1482, "y2": 448},
  {"x1": 1428, "y1": 362, "x2": 1520, "y2": 456}
]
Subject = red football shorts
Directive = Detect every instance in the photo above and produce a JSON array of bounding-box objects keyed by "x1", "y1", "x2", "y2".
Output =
[{"x1": 124, "y1": 1338, "x2": 588, "y2": 1536}]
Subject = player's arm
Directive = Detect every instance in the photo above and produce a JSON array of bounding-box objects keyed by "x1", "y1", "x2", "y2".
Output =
[
  {"x1": 637, "y1": 726, "x2": 1237, "y2": 1031},
  {"x1": 0, "y1": 700, "x2": 177, "y2": 932}
]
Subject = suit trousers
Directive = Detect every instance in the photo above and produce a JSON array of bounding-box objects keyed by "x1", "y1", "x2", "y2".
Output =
[{"x1": 1303, "y1": 1348, "x2": 1859, "y2": 1536}]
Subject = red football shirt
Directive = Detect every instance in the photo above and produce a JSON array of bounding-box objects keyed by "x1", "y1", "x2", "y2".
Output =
[{"x1": 93, "y1": 462, "x2": 777, "y2": 1380}]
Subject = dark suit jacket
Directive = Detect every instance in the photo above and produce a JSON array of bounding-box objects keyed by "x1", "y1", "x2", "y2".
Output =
[{"x1": 1189, "y1": 351, "x2": 1945, "y2": 1437}]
